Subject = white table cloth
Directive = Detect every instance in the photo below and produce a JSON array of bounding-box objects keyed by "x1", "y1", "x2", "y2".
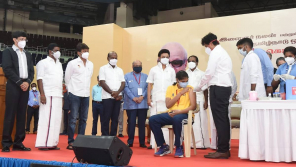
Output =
[{"x1": 239, "y1": 100, "x2": 296, "y2": 162}]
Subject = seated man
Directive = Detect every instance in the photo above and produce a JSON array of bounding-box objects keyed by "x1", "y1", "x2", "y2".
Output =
[{"x1": 149, "y1": 70, "x2": 196, "y2": 158}]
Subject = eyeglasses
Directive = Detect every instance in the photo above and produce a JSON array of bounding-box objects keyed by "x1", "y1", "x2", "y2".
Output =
[{"x1": 170, "y1": 60, "x2": 184, "y2": 67}]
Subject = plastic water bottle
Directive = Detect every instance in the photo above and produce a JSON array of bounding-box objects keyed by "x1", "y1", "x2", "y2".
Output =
[{"x1": 268, "y1": 93, "x2": 272, "y2": 100}]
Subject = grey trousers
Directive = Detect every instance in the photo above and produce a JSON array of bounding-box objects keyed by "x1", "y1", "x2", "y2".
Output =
[{"x1": 118, "y1": 103, "x2": 124, "y2": 135}]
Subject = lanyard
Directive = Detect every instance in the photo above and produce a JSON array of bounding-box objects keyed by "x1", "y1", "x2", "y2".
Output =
[
  {"x1": 286, "y1": 62, "x2": 295, "y2": 75},
  {"x1": 176, "y1": 90, "x2": 180, "y2": 106},
  {"x1": 33, "y1": 91, "x2": 38, "y2": 98},
  {"x1": 133, "y1": 72, "x2": 141, "y2": 85}
]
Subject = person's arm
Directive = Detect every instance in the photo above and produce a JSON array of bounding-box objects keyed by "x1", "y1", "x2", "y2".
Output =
[
  {"x1": 249, "y1": 55, "x2": 260, "y2": 91},
  {"x1": 2, "y1": 49, "x2": 23, "y2": 86},
  {"x1": 99, "y1": 66, "x2": 113, "y2": 95},
  {"x1": 262, "y1": 51, "x2": 274, "y2": 87},
  {"x1": 165, "y1": 87, "x2": 190, "y2": 109},
  {"x1": 176, "y1": 89, "x2": 197, "y2": 114},
  {"x1": 146, "y1": 69, "x2": 154, "y2": 106},
  {"x1": 142, "y1": 75, "x2": 148, "y2": 98},
  {"x1": 36, "y1": 61, "x2": 46, "y2": 104},
  {"x1": 64, "y1": 61, "x2": 73, "y2": 89},
  {"x1": 92, "y1": 87, "x2": 95, "y2": 100},
  {"x1": 203, "y1": 89, "x2": 209, "y2": 109},
  {"x1": 27, "y1": 52, "x2": 34, "y2": 84},
  {"x1": 28, "y1": 91, "x2": 32, "y2": 106},
  {"x1": 231, "y1": 72, "x2": 237, "y2": 98},
  {"x1": 272, "y1": 67, "x2": 281, "y2": 88},
  {"x1": 198, "y1": 54, "x2": 219, "y2": 89},
  {"x1": 124, "y1": 75, "x2": 138, "y2": 103}
]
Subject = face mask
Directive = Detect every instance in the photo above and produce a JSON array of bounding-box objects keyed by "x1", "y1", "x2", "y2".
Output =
[
  {"x1": 179, "y1": 81, "x2": 188, "y2": 88},
  {"x1": 205, "y1": 47, "x2": 211, "y2": 55},
  {"x1": 109, "y1": 59, "x2": 118, "y2": 66},
  {"x1": 239, "y1": 49, "x2": 247, "y2": 56},
  {"x1": 160, "y1": 58, "x2": 169, "y2": 65},
  {"x1": 82, "y1": 52, "x2": 89, "y2": 59},
  {"x1": 133, "y1": 67, "x2": 142, "y2": 73},
  {"x1": 18, "y1": 41, "x2": 26, "y2": 49},
  {"x1": 32, "y1": 87, "x2": 36, "y2": 91},
  {"x1": 53, "y1": 51, "x2": 61, "y2": 59},
  {"x1": 188, "y1": 62, "x2": 196, "y2": 69},
  {"x1": 285, "y1": 57, "x2": 295, "y2": 65}
]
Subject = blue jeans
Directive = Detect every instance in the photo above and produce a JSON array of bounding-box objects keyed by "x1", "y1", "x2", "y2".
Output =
[
  {"x1": 149, "y1": 113, "x2": 188, "y2": 147},
  {"x1": 68, "y1": 93, "x2": 89, "y2": 144},
  {"x1": 92, "y1": 102, "x2": 103, "y2": 135}
]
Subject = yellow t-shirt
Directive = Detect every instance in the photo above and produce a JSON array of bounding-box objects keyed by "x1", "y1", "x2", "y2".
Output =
[{"x1": 165, "y1": 84, "x2": 193, "y2": 111}]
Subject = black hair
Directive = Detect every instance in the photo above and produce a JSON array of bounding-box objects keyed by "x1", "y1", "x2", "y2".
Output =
[
  {"x1": 107, "y1": 51, "x2": 117, "y2": 58},
  {"x1": 283, "y1": 46, "x2": 296, "y2": 56},
  {"x1": 31, "y1": 83, "x2": 36, "y2": 87},
  {"x1": 241, "y1": 38, "x2": 253, "y2": 48},
  {"x1": 158, "y1": 49, "x2": 170, "y2": 57},
  {"x1": 201, "y1": 33, "x2": 219, "y2": 46},
  {"x1": 97, "y1": 75, "x2": 99, "y2": 79},
  {"x1": 236, "y1": 38, "x2": 244, "y2": 46},
  {"x1": 48, "y1": 43, "x2": 59, "y2": 52},
  {"x1": 76, "y1": 43, "x2": 89, "y2": 52},
  {"x1": 173, "y1": 70, "x2": 189, "y2": 85},
  {"x1": 187, "y1": 55, "x2": 198, "y2": 62},
  {"x1": 276, "y1": 57, "x2": 286, "y2": 66},
  {"x1": 266, "y1": 52, "x2": 272, "y2": 59},
  {"x1": 12, "y1": 31, "x2": 27, "y2": 39}
]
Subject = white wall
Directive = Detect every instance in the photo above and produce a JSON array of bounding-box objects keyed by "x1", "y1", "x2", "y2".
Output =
[{"x1": 0, "y1": 9, "x2": 82, "y2": 39}]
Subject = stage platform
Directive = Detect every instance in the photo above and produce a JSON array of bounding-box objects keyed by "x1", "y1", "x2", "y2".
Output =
[{"x1": 0, "y1": 134, "x2": 294, "y2": 167}]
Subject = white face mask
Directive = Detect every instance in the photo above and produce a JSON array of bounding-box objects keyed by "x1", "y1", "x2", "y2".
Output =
[
  {"x1": 285, "y1": 57, "x2": 295, "y2": 65},
  {"x1": 188, "y1": 62, "x2": 196, "y2": 69},
  {"x1": 53, "y1": 51, "x2": 61, "y2": 59},
  {"x1": 32, "y1": 87, "x2": 36, "y2": 91},
  {"x1": 109, "y1": 59, "x2": 118, "y2": 66},
  {"x1": 160, "y1": 58, "x2": 169, "y2": 65},
  {"x1": 205, "y1": 47, "x2": 211, "y2": 55},
  {"x1": 239, "y1": 49, "x2": 247, "y2": 56},
  {"x1": 18, "y1": 41, "x2": 26, "y2": 49},
  {"x1": 82, "y1": 52, "x2": 89, "y2": 59}
]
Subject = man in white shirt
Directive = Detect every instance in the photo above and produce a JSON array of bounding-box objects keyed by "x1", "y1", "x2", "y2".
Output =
[
  {"x1": 147, "y1": 49, "x2": 176, "y2": 149},
  {"x1": 186, "y1": 55, "x2": 210, "y2": 149},
  {"x1": 99, "y1": 51, "x2": 125, "y2": 136},
  {"x1": 209, "y1": 71, "x2": 237, "y2": 150},
  {"x1": 237, "y1": 38, "x2": 266, "y2": 100},
  {"x1": 65, "y1": 43, "x2": 93, "y2": 149},
  {"x1": 35, "y1": 43, "x2": 63, "y2": 151},
  {"x1": 196, "y1": 33, "x2": 232, "y2": 159}
]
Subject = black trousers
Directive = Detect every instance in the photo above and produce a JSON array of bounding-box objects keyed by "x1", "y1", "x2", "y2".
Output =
[
  {"x1": 101, "y1": 99, "x2": 121, "y2": 136},
  {"x1": 2, "y1": 80, "x2": 29, "y2": 148},
  {"x1": 209, "y1": 85, "x2": 231, "y2": 153},
  {"x1": 62, "y1": 109, "x2": 69, "y2": 133},
  {"x1": 25, "y1": 106, "x2": 39, "y2": 132},
  {"x1": 126, "y1": 109, "x2": 147, "y2": 145}
]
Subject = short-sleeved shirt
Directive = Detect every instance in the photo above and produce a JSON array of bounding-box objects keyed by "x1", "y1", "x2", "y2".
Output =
[
  {"x1": 165, "y1": 84, "x2": 193, "y2": 111},
  {"x1": 276, "y1": 63, "x2": 296, "y2": 93}
]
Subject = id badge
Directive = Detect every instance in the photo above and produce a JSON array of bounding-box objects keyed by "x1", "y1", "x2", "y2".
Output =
[
  {"x1": 138, "y1": 88, "x2": 143, "y2": 96},
  {"x1": 34, "y1": 98, "x2": 37, "y2": 101}
]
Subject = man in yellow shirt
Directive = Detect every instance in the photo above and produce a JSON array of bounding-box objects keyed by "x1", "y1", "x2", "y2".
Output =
[{"x1": 149, "y1": 71, "x2": 196, "y2": 158}]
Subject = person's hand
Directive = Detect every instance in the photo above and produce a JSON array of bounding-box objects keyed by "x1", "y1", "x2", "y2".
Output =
[
  {"x1": 68, "y1": 110, "x2": 71, "y2": 114},
  {"x1": 179, "y1": 87, "x2": 190, "y2": 95},
  {"x1": 35, "y1": 105, "x2": 39, "y2": 108},
  {"x1": 273, "y1": 74, "x2": 281, "y2": 81},
  {"x1": 40, "y1": 95, "x2": 46, "y2": 104},
  {"x1": 232, "y1": 94, "x2": 237, "y2": 101},
  {"x1": 147, "y1": 98, "x2": 152, "y2": 107},
  {"x1": 195, "y1": 86, "x2": 202, "y2": 92},
  {"x1": 133, "y1": 97, "x2": 138, "y2": 103},
  {"x1": 203, "y1": 100, "x2": 208, "y2": 110},
  {"x1": 168, "y1": 110, "x2": 180, "y2": 118},
  {"x1": 281, "y1": 74, "x2": 296, "y2": 80},
  {"x1": 137, "y1": 96, "x2": 144, "y2": 103},
  {"x1": 266, "y1": 86, "x2": 273, "y2": 96},
  {"x1": 115, "y1": 95, "x2": 123, "y2": 101},
  {"x1": 112, "y1": 91, "x2": 120, "y2": 98},
  {"x1": 20, "y1": 82, "x2": 29, "y2": 91}
]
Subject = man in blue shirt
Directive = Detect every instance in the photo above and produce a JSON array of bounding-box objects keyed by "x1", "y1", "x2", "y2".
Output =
[
  {"x1": 92, "y1": 75, "x2": 103, "y2": 136},
  {"x1": 237, "y1": 40, "x2": 274, "y2": 95},
  {"x1": 124, "y1": 60, "x2": 148, "y2": 148},
  {"x1": 25, "y1": 83, "x2": 39, "y2": 134}
]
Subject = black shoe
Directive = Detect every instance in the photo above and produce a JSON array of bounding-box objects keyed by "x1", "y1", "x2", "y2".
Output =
[
  {"x1": 12, "y1": 145, "x2": 31, "y2": 151},
  {"x1": 2, "y1": 147, "x2": 10, "y2": 152},
  {"x1": 127, "y1": 144, "x2": 133, "y2": 147},
  {"x1": 147, "y1": 145, "x2": 152, "y2": 149},
  {"x1": 49, "y1": 147, "x2": 60, "y2": 150},
  {"x1": 67, "y1": 144, "x2": 73, "y2": 150},
  {"x1": 140, "y1": 144, "x2": 147, "y2": 148},
  {"x1": 118, "y1": 134, "x2": 124, "y2": 137},
  {"x1": 38, "y1": 148, "x2": 49, "y2": 151},
  {"x1": 60, "y1": 132, "x2": 67, "y2": 135}
]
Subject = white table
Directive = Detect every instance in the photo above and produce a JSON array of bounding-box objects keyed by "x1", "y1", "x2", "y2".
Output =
[{"x1": 239, "y1": 100, "x2": 296, "y2": 162}]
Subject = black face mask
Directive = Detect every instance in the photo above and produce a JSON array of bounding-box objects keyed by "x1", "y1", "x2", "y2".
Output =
[{"x1": 133, "y1": 67, "x2": 142, "y2": 73}]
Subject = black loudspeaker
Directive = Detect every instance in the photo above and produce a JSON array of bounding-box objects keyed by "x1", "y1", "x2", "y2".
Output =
[
  {"x1": 72, "y1": 135, "x2": 133, "y2": 166},
  {"x1": 30, "y1": 164, "x2": 64, "y2": 167}
]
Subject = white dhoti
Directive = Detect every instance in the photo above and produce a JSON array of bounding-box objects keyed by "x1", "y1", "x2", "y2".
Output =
[
  {"x1": 35, "y1": 96, "x2": 62, "y2": 148},
  {"x1": 209, "y1": 103, "x2": 232, "y2": 149},
  {"x1": 192, "y1": 100, "x2": 210, "y2": 148},
  {"x1": 149, "y1": 100, "x2": 169, "y2": 148}
]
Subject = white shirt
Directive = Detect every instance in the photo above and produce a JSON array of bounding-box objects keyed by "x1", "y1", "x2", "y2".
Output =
[
  {"x1": 230, "y1": 71, "x2": 237, "y2": 102},
  {"x1": 198, "y1": 45, "x2": 233, "y2": 88},
  {"x1": 239, "y1": 50, "x2": 266, "y2": 100},
  {"x1": 99, "y1": 63, "x2": 125, "y2": 99},
  {"x1": 187, "y1": 68, "x2": 205, "y2": 101},
  {"x1": 37, "y1": 57, "x2": 63, "y2": 97},
  {"x1": 65, "y1": 58, "x2": 94, "y2": 97},
  {"x1": 147, "y1": 62, "x2": 176, "y2": 102},
  {"x1": 12, "y1": 45, "x2": 28, "y2": 79}
]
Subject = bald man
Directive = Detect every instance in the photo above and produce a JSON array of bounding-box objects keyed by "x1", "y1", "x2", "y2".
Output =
[
  {"x1": 123, "y1": 60, "x2": 148, "y2": 148},
  {"x1": 161, "y1": 42, "x2": 188, "y2": 73},
  {"x1": 99, "y1": 51, "x2": 125, "y2": 136}
]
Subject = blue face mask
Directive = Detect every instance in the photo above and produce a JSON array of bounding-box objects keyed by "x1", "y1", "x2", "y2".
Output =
[
  {"x1": 133, "y1": 67, "x2": 142, "y2": 73},
  {"x1": 179, "y1": 81, "x2": 188, "y2": 88}
]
